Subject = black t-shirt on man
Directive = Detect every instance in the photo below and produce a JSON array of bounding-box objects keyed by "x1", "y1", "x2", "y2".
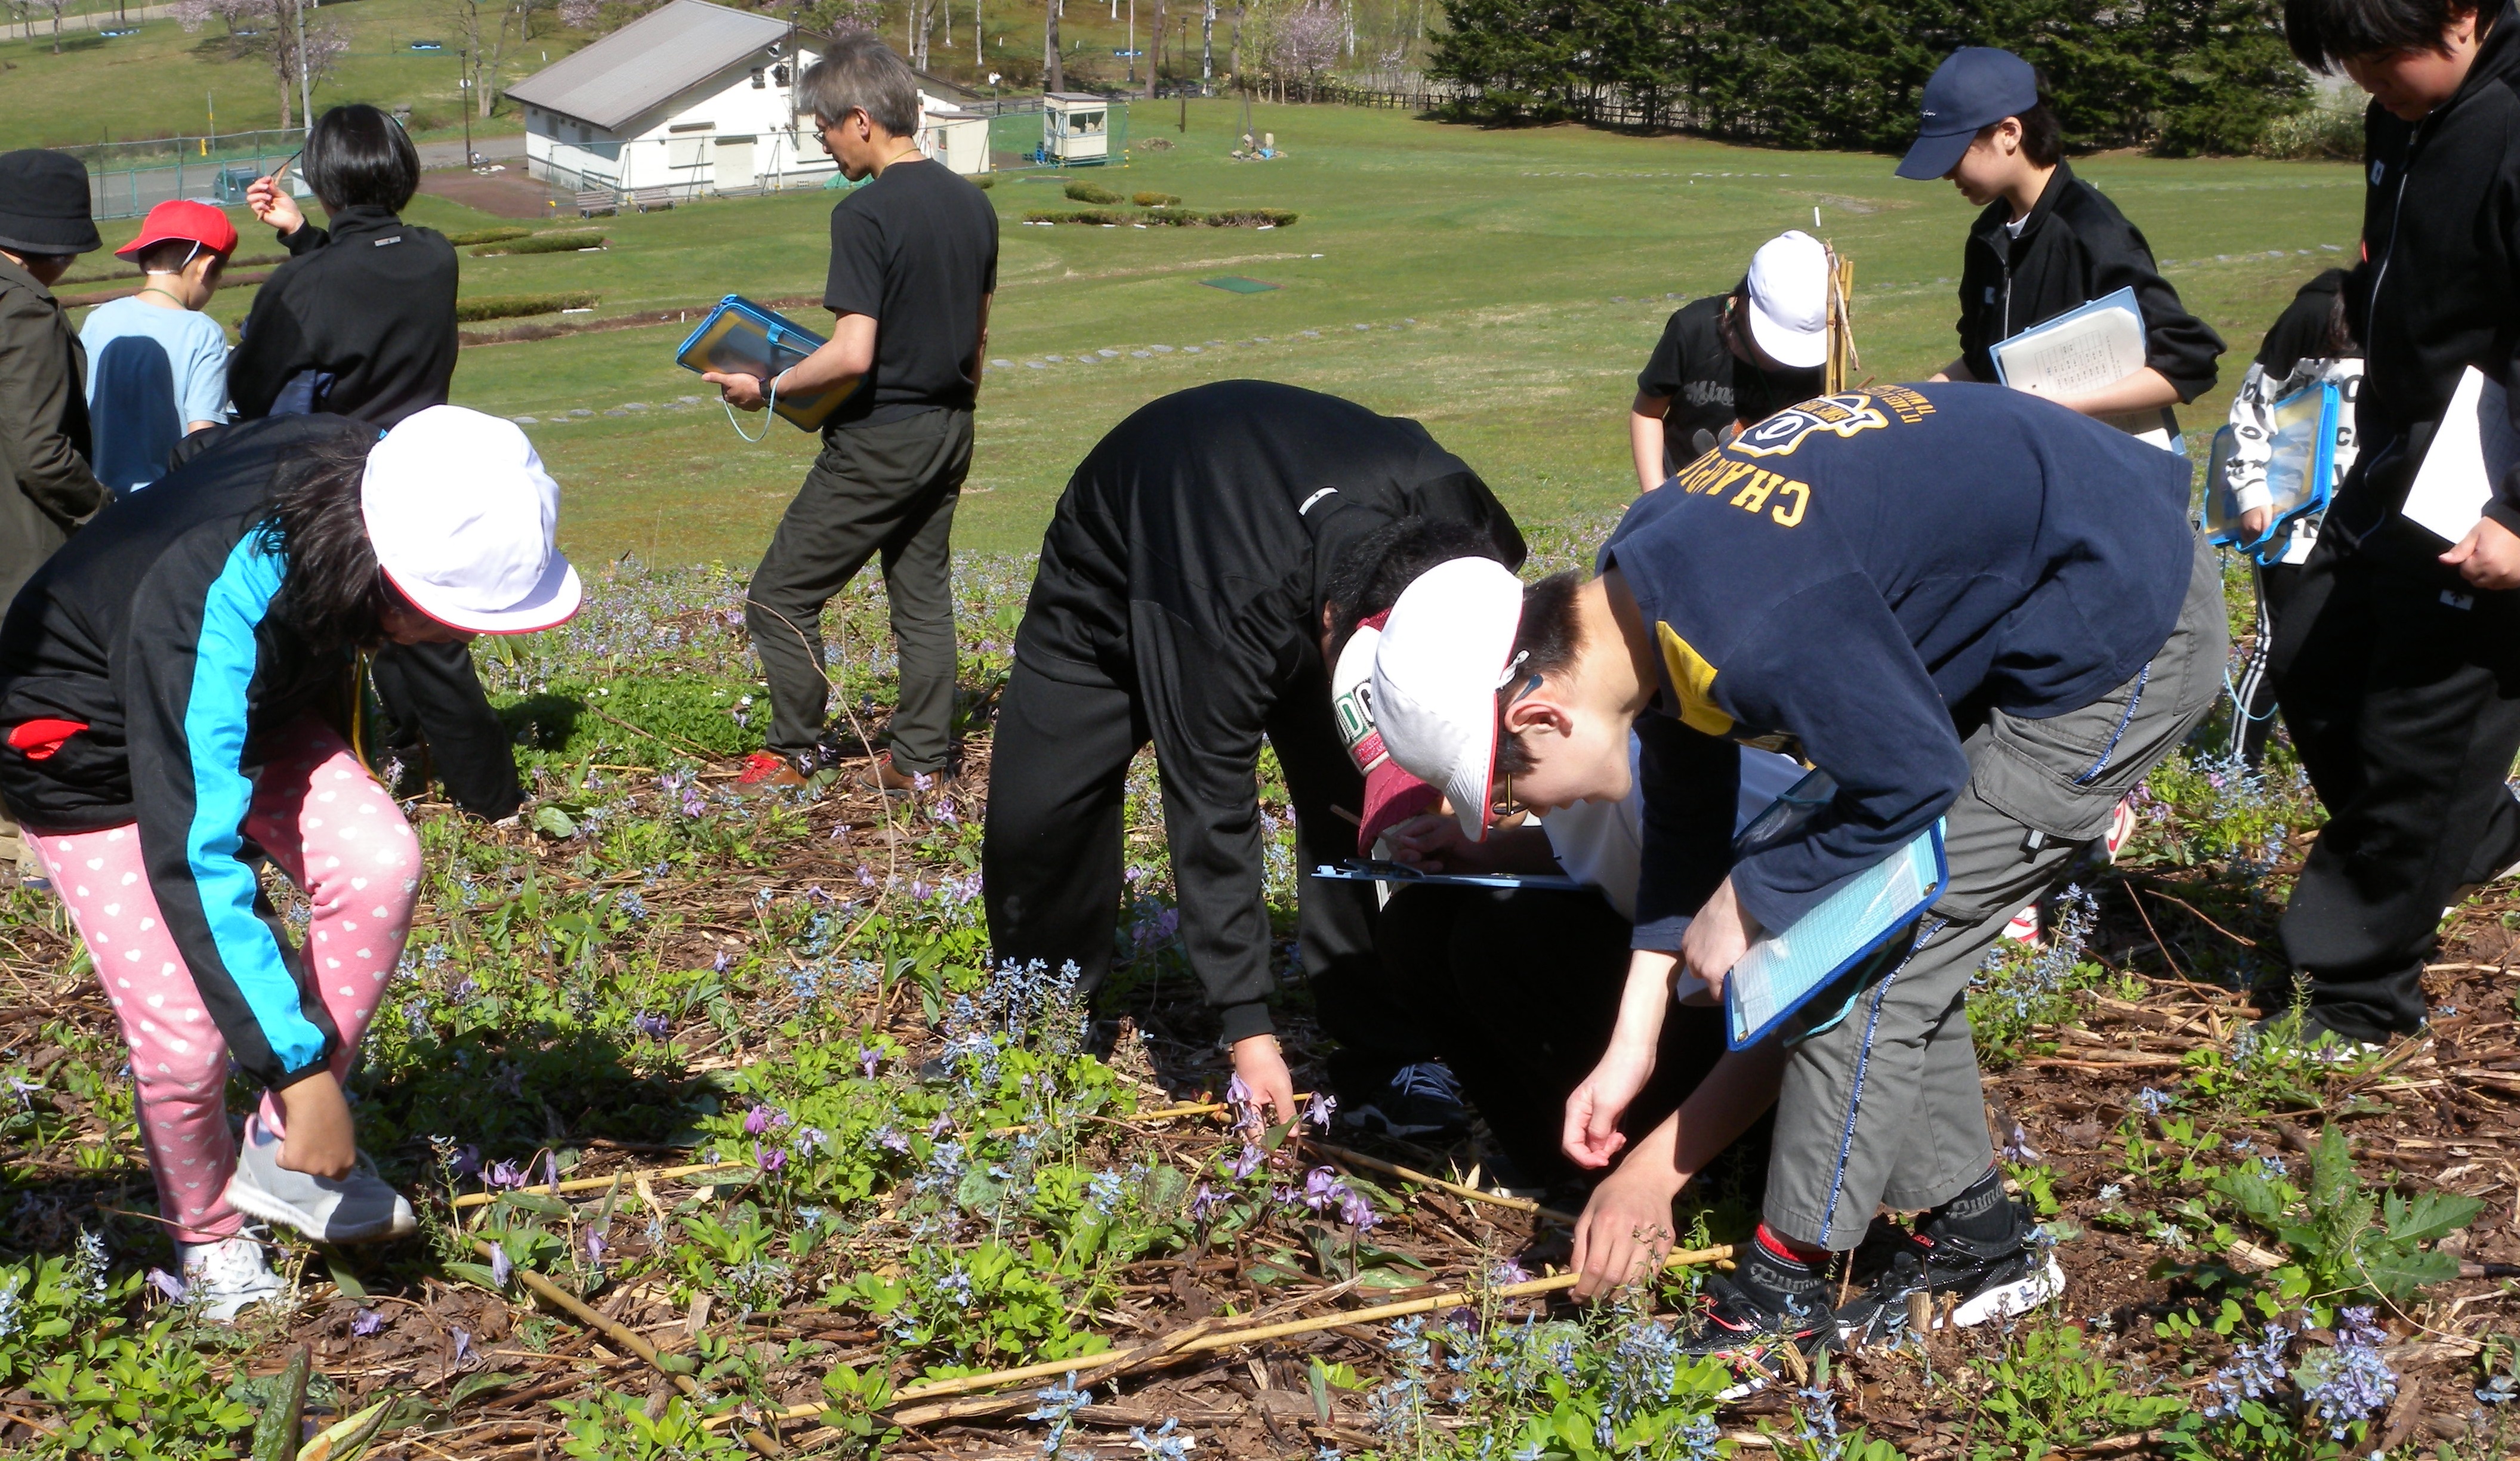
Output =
[
  {"x1": 1636, "y1": 294, "x2": 1824, "y2": 476},
  {"x1": 822, "y1": 157, "x2": 1000, "y2": 430}
]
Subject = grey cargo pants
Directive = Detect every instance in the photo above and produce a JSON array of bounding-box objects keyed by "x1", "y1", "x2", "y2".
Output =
[{"x1": 1766, "y1": 532, "x2": 2226, "y2": 1250}]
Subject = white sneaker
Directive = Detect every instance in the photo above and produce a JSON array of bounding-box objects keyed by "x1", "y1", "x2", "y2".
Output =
[
  {"x1": 2102, "y1": 796, "x2": 2138, "y2": 862},
  {"x1": 178, "y1": 1234, "x2": 286, "y2": 1323},
  {"x1": 1999, "y1": 906, "x2": 2040, "y2": 945},
  {"x1": 223, "y1": 1115, "x2": 418, "y2": 1244}
]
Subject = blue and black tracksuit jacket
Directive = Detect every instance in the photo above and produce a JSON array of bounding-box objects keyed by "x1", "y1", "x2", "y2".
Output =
[
  {"x1": 1603, "y1": 382, "x2": 2195, "y2": 947},
  {"x1": 0, "y1": 415, "x2": 369, "y2": 1091}
]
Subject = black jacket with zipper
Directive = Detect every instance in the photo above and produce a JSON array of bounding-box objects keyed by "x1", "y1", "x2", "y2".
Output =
[
  {"x1": 2341, "y1": 0, "x2": 2520, "y2": 544},
  {"x1": 227, "y1": 206, "x2": 458, "y2": 428},
  {"x1": 1955, "y1": 159, "x2": 2225, "y2": 403}
]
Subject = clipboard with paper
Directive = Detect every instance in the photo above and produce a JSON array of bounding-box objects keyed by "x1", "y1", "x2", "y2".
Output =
[
  {"x1": 1720, "y1": 768, "x2": 1948, "y2": 1051},
  {"x1": 1988, "y1": 286, "x2": 2182, "y2": 454},
  {"x1": 2400, "y1": 366, "x2": 2519, "y2": 545},
  {"x1": 673, "y1": 294, "x2": 858, "y2": 433},
  {"x1": 2200, "y1": 382, "x2": 2339, "y2": 561}
]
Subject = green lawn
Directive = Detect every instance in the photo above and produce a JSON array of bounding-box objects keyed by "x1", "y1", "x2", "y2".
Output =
[
  {"x1": 67, "y1": 101, "x2": 2364, "y2": 561},
  {"x1": 442, "y1": 104, "x2": 2362, "y2": 560}
]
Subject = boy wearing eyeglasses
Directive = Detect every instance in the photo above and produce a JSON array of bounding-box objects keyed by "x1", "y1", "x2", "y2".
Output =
[{"x1": 1370, "y1": 382, "x2": 2223, "y2": 1373}]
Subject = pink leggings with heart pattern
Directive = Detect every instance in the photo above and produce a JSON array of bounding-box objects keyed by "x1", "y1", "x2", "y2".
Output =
[{"x1": 26, "y1": 719, "x2": 418, "y2": 1243}]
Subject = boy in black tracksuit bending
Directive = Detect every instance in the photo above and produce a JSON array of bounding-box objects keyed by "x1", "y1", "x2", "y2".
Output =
[
  {"x1": 1896, "y1": 48, "x2": 2224, "y2": 435},
  {"x1": 982, "y1": 381, "x2": 1525, "y2": 1131},
  {"x1": 2269, "y1": 0, "x2": 2520, "y2": 1047}
]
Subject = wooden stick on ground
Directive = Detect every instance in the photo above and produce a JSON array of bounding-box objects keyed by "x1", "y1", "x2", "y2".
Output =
[
  {"x1": 474, "y1": 1240, "x2": 782, "y2": 1458},
  {"x1": 715, "y1": 1244, "x2": 1736, "y2": 1430},
  {"x1": 1307, "y1": 1139, "x2": 1580, "y2": 1225},
  {"x1": 449, "y1": 1162, "x2": 749, "y2": 1211}
]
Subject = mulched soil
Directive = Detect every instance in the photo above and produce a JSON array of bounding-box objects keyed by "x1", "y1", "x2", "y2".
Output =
[
  {"x1": 5, "y1": 758, "x2": 2517, "y2": 1457},
  {"x1": 418, "y1": 167, "x2": 580, "y2": 221}
]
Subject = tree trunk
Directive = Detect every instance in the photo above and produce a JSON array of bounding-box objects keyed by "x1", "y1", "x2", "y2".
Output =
[
  {"x1": 1044, "y1": 0, "x2": 1060, "y2": 91},
  {"x1": 1147, "y1": 0, "x2": 1162, "y2": 96},
  {"x1": 1199, "y1": 0, "x2": 1210, "y2": 80}
]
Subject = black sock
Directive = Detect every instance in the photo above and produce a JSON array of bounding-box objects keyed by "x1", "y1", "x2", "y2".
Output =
[
  {"x1": 1927, "y1": 1165, "x2": 2018, "y2": 1246},
  {"x1": 1736, "y1": 1224, "x2": 1828, "y2": 1313}
]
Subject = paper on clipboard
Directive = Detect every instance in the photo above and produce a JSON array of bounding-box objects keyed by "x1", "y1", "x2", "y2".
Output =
[
  {"x1": 1725, "y1": 821, "x2": 1945, "y2": 1050},
  {"x1": 2401, "y1": 366, "x2": 2518, "y2": 545},
  {"x1": 1989, "y1": 287, "x2": 2179, "y2": 452}
]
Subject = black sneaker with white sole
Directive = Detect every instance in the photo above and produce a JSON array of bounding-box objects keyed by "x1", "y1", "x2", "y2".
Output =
[
  {"x1": 1338, "y1": 1061, "x2": 1471, "y2": 1139},
  {"x1": 1675, "y1": 1231, "x2": 1836, "y2": 1400},
  {"x1": 1833, "y1": 1198, "x2": 2065, "y2": 1349}
]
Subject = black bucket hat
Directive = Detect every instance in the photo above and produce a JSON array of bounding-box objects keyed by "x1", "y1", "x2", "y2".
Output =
[{"x1": 0, "y1": 150, "x2": 103, "y2": 257}]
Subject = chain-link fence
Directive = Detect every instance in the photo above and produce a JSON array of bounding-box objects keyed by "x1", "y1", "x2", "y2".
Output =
[{"x1": 64, "y1": 129, "x2": 312, "y2": 223}]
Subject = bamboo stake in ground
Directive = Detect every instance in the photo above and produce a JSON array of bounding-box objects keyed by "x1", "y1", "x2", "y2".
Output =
[
  {"x1": 449, "y1": 1162, "x2": 749, "y2": 1211},
  {"x1": 716, "y1": 1244, "x2": 1736, "y2": 1429},
  {"x1": 474, "y1": 1240, "x2": 783, "y2": 1458},
  {"x1": 1307, "y1": 1138, "x2": 1578, "y2": 1225}
]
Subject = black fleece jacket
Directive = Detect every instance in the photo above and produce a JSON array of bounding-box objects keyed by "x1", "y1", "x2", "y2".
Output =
[
  {"x1": 1955, "y1": 160, "x2": 2225, "y2": 403},
  {"x1": 2341, "y1": 0, "x2": 2520, "y2": 543},
  {"x1": 228, "y1": 207, "x2": 458, "y2": 428}
]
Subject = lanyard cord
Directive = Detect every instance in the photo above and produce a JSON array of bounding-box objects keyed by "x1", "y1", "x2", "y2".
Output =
[{"x1": 724, "y1": 372, "x2": 782, "y2": 443}]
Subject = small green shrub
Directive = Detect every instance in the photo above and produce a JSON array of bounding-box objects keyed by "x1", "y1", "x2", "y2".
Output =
[
  {"x1": 471, "y1": 230, "x2": 608, "y2": 257},
  {"x1": 1023, "y1": 209, "x2": 1130, "y2": 226},
  {"x1": 1062, "y1": 180, "x2": 1122, "y2": 204},
  {"x1": 972, "y1": 174, "x2": 996, "y2": 189},
  {"x1": 445, "y1": 226, "x2": 533, "y2": 246},
  {"x1": 1204, "y1": 207, "x2": 1297, "y2": 227},
  {"x1": 455, "y1": 292, "x2": 600, "y2": 323},
  {"x1": 1131, "y1": 190, "x2": 1179, "y2": 207}
]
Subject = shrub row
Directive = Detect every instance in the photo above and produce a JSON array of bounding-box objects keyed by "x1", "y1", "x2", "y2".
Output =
[
  {"x1": 1131, "y1": 191, "x2": 1180, "y2": 208},
  {"x1": 471, "y1": 230, "x2": 608, "y2": 257},
  {"x1": 445, "y1": 226, "x2": 533, "y2": 246},
  {"x1": 1026, "y1": 207, "x2": 1297, "y2": 227},
  {"x1": 455, "y1": 291, "x2": 599, "y2": 323},
  {"x1": 58, "y1": 251, "x2": 286, "y2": 285},
  {"x1": 1063, "y1": 180, "x2": 1124, "y2": 204}
]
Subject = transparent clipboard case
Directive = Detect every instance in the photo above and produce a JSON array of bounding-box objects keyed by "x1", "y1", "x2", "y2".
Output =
[
  {"x1": 673, "y1": 295, "x2": 858, "y2": 433},
  {"x1": 2200, "y1": 381, "x2": 2337, "y2": 563}
]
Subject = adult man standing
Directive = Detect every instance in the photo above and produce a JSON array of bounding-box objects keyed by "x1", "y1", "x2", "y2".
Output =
[
  {"x1": 983, "y1": 381, "x2": 1525, "y2": 1129},
  {"x1": 712, "y1": 35, "x2": 997, "y2": 795}
]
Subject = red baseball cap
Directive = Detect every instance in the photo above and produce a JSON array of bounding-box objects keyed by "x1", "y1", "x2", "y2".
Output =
[{"x1": 114, "y1": 199, "x2": 238, "y2": 261}]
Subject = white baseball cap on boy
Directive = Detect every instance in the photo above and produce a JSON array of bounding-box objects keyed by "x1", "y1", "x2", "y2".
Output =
[
  {"x1": 1332, "y1": 614, "x2": 1443, "y2": 852},
  {"x1": 1368, "y1": 556, "x2": 1527, "y2": 842},
  {"x1": 1742, "y1": 229, "x2": 1831, "y2": 372},
  {"x1": 361, "y1": 405, "x2": 582, "y2": 635}
]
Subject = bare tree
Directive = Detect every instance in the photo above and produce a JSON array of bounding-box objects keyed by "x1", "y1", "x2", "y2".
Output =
[
  {"x1": 1271, "y1": 0, "x2": 1336, "y2": 101},
  {"x1": 175, "y1": 0, "x2": 344, "y2": 127},
  {"x1": 448, "y1": 0, "x2": 547, "y2": 120},
  {"x1": 1043, "y1": 0, "x2": 1060, "y2": 91}
]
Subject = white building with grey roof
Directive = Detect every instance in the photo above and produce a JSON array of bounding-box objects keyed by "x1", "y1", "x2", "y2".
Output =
[{"x1": 507, "y1": 0, "x2": 991, "y2": 203}]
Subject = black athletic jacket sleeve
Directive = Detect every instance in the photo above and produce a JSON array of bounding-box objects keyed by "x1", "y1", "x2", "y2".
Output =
[{"x1": 230, "y1": 207, "x2": 458, "y2": 429}]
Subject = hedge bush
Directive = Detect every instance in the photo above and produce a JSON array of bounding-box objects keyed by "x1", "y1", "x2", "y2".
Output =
[
  {"x1": 1063, "y1": 181, "x2": 1123, "y2": 204},
  {"x1": 455, "y1": 291, "x2": 600, "y2": 322},
  {"x1": 1035, "y1": 206, "x2": 1297, "y2": 227},
  {"x1": 446, "y1": 226, "x2": 533, "y2": 246},
  {"x1": 1131, "y1": 191, "x2": 1180, "y2": 207},
  {"x1": 471, "y1": 230, "x2": 608, "y2": 257},
  {"x1": 1025, "y1": 208, "x2": 1131, "y2": 225}
]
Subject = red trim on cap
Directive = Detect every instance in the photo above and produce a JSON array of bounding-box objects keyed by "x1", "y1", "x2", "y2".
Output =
[{"x1": 381, "y1": 563, "x2": 578, "y2": 637}]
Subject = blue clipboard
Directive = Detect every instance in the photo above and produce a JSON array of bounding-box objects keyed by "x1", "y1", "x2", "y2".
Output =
[
  {"x1": 1721, "y1": 771, "x2": 1947, "y2": 1049},
  {"x1": 673, "y1": 294, "x2": 856, "y2": 432},
  {"x1": 1313, "y1": 861, "x2": 1587, "y2": 893},
  {"x1": 2201, "y1": 382, "x2": 2337, "y2": 564}
]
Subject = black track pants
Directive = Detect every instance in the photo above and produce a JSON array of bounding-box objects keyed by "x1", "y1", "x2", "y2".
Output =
[
  {"x1": 1373, "y1": 882, "x2": 1729, "y2": 1188},
  {"x1": 2275, "y1": 538, "x2": 2520, "y2": 1039},
  {"x1": 982, "y1": 630, "x2": 1435, "y2": 1096}
]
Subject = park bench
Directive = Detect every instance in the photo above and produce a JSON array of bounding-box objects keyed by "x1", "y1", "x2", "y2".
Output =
[
  {"x1": 575, "y1": 189, "x2": 619, "y2": 217},
  {"x1": 629, "y1": 186, "x2": 676, "y2": 212}
]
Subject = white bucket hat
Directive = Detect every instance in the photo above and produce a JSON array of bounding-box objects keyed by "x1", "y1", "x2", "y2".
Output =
[
  {"x1": 1744, "y1": 229, "x2": 1831, "y2": 371},
  {"x1": 1368, "y1": 557, "x2": 1526, "y2": 842},
  {"x1": 360, "y1": 406, "x2": 582, "y2": 635}
]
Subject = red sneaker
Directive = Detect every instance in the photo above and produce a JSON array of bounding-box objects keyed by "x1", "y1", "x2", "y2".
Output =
[{"x1": 734, "y1": 750, "x2": 808, "y2": 795}]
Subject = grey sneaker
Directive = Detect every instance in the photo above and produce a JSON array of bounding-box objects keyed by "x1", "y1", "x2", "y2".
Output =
[
  {"x1": 223, "y1": 1116, "x2": 418, "y2": 1244},
  {"x1": 178, "y1": 1233, "x2": 286, "y2": 1323}
]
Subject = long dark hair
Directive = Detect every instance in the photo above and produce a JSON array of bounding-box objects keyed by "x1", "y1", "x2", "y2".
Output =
[{"x1": 257, "y1": 434, "x2": 393, "y2": 655}]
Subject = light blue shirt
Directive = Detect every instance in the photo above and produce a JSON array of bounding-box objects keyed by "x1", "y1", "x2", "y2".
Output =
[{"x1": 79, "y1": 295, "x2": 231, "y2": 495}]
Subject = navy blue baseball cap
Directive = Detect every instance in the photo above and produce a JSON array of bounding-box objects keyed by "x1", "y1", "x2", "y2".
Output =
[{"x1": 1895, "y1": 48, "x2": 2040, "y2": 181}]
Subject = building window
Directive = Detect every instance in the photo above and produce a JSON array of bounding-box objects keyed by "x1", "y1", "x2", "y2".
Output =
[{"x1": 751, "y1": 67, "x2": 766, "y2": 88}]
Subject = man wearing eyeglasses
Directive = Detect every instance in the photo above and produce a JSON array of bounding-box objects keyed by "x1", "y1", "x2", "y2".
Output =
[
  {"x1": 1370, "y1": 382, "x2": 2223, "y2": 1369},
  {"x1": 707, "y1": 35, "x2": 997, "y2": 799}
]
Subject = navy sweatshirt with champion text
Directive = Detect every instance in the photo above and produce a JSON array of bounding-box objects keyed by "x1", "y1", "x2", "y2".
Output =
[
  {"x1": 1603, "y1": 382, "x2": 2194, "y2": 946},
  {"x1": 0, "y1": 415, "x2": 370, "y2": 1090}
]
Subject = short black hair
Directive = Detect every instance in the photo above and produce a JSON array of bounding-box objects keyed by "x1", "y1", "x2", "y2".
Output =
[
  {"x1": 1324, "y1": 517, "x2": 1513, "y2": 661},
  {"x1": 132, "y1": 237, "x2": 222, "y2": 273},
  {"x1": 2286, "y1": 0, "x2": 2480, "y2": 70},
  {"x1": 304, "y1": 104, "x2": 421, "y2": 214},
  {"x1": 1495, "y1": 571, "x2": 1584, "y2": 779},
  {"x1": 1976, "y1": 95, "x2": 2062, "y2": 169}
]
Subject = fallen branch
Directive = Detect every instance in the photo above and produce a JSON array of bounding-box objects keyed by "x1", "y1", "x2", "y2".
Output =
[
  {"x1": 1307, "y1": 1139, "x2": 1579, "y2": 1225},
  {"x1": 478, "y1": 1240, "x2": 781, "y2": 1458},
  {"x1": 886, "y1": 1317, "x2": 1223, "y2": 1426},
  {"x1": 449, "y1": 1162, "x2": 749, "y2": 1210},
  {"x1": 716, "y1": 1245, "x2": 1736, "y2": 1430}
]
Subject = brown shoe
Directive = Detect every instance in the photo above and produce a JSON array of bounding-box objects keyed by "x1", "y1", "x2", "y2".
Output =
[
  {"x1": 859, "y1": 753, "x2": 952, "y2": 796},
  {"x1": 732, "y1": 750, "x2": 811, "y2": 797}
]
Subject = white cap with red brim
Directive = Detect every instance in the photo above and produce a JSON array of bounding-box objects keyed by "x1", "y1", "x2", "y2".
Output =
[
  {"x1": 1331, "y1": 614, "x2": 1443, "y2": 854},
  {"x1": 1369, "y1": 556, "x2": 1526, "y2": 843},
  {"x1": 360, "y1": 405, "x2": 583, "y2": 635}
]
